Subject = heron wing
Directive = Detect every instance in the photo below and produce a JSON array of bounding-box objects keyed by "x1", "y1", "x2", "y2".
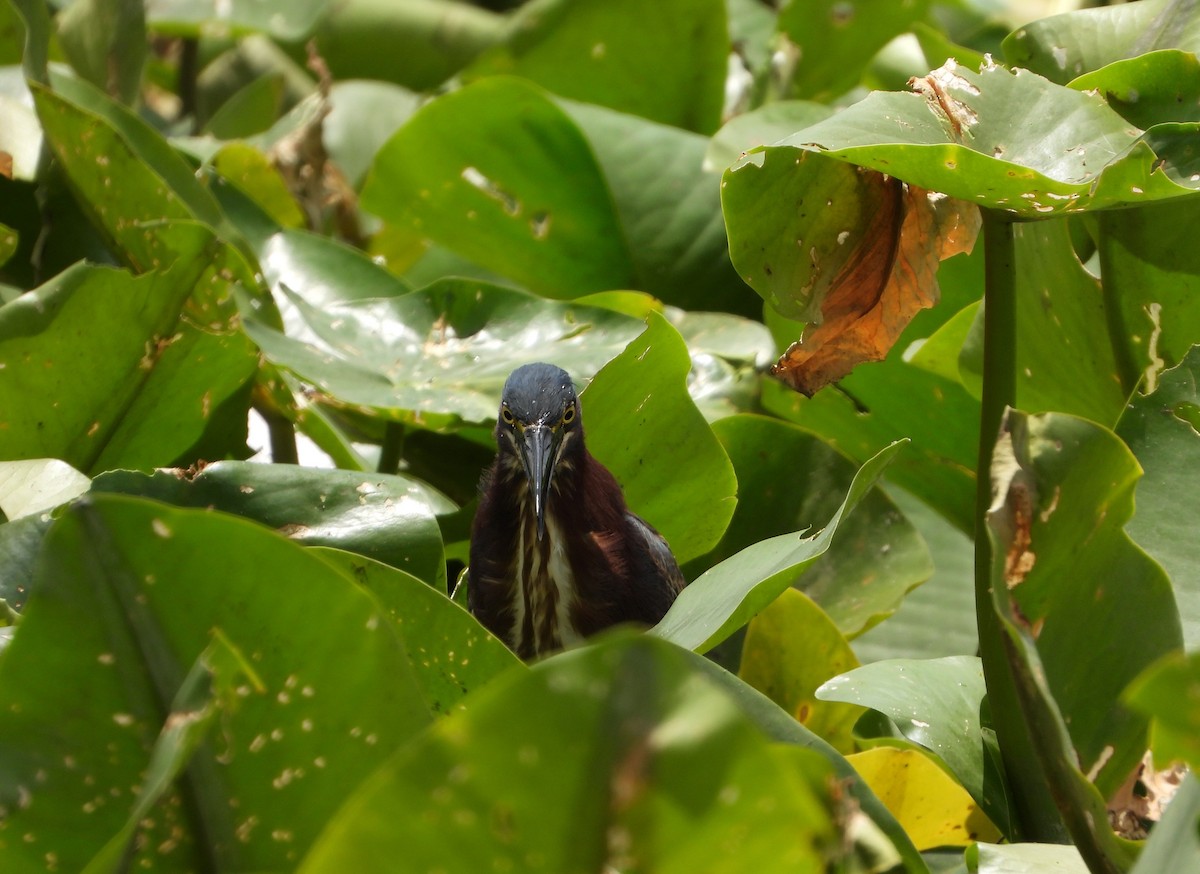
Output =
[{"x1": 625, "y1": 512, "x2": 686, "y2": 594}]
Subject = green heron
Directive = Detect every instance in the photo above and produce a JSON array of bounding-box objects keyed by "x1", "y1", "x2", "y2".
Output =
[{"x1": 468, "y1": 363, "x2": 686, "y2": 659}]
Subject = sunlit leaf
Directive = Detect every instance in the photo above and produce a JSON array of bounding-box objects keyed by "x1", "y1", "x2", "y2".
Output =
[
  {"x1": 0, "y1": 459, "x2": 89, "y2": 520},
  {"x1": 652, "y1": 440, "x2": 904, "y2": 653},
  {"x1": 739, "y1": 588, "x2": 864, "y2": 752},
  {"x1": 1124, "y1": 650, "x2": 1200, "y2": 771},
  {"x1": 0, "y1": 496, "x2": 432, "y2": 871},
  {"x1": 581, "y1": 312, "x2": 736, "y2": 564},
  {"x1": 818, "y1": 655, "x2": 1012, "y2": 837},
  {"x1": 848, "y1": 746, "x2": 1001, "y2": 850},
  {"x1": 299, "y1": 634, "x2": 861, "y2": 874}
]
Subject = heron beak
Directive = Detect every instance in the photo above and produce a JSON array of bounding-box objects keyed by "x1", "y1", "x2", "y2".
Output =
[{"x1": 520, "y1": 424, "x2": 558, "y2": 541}]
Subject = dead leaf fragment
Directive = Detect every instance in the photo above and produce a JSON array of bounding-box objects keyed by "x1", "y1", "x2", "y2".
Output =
[
  {"x1": 1107, "y1": 751, "x2": 1188, "y2": 840},
  {"x1": 0, "y1": 151, "x2": 12, "y2": 180},
  {"x1": 772, "y1": 181, "x2": 980, "y2": 395}
]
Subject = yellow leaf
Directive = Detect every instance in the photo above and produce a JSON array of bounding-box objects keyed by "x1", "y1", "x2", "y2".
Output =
[
  {"x1": 738, "y1": 588, "x2": 863, "y2": 753},
  {"x1": 847, "y1": 747, "x2": 1001, "y2": 850}
]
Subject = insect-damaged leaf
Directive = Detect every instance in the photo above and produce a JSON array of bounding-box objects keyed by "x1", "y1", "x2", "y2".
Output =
[{"x1": 769, "y1": 176, "x2": 978, "y2": 396}]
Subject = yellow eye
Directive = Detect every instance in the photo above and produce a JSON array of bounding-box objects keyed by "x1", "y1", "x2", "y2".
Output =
[
  {"x1": 501, "y1": 406, "x2": 515, "y2": 425},
  {"x1": 562, "y1": 405, "x2": 576, "y2": 424}
]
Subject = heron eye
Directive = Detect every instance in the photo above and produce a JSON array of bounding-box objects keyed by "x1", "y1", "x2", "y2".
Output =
[
  {"x1": 501, "y1": 407, "x2": 515, "y2": 425},
  {"x1": 562, "y1": 405, "x2": 576, "y2": 425}
]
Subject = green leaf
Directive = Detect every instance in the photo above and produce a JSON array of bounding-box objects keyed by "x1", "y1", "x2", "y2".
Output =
[
  {"x1": 0, "y1": 260, "x2": 257, "y2": 473},
  {"x1": 82, "y1": 630, "x2": 264, "y2": 873},
  {"x1": 1070, "y1": 50, "x2": 1200, "y2": 129},
  {"x1": 146, "y1": 0, "x2": 330, "y2": 41},
  {"x1": 776, "y1": 0, "x2": 931, "y2": 101},
  {"x1": 763, "y1": 362, "x2": 980, "y2": 534},
  {"x1": 211, "y1": 142, "x2": 306, "y2": 229},
  {"x1": 92, "y1": 460, "x2": 452, "y2": 589},
  {"x1": 958, "y1": 220, "x2": 1129, "y2": 425},
  {"x1": 560, "y1": 99, "x2": 754, "y2": 314},
  {"x1": 310, "y1": 548, "x2": 520, "y2": 716},
  {"x1": 819, "y1": 656, "x2": 1012, "y2": 837},
  {"x1": 652, "y1": 439, "x2": 905, "y2": 653},
  {"x1": 986, "y1": 411, "x2": 1178, "y2": 871},
  {"x1": 580, "y1": 312, "x2": 736, "y2": 564},
  {"x1": 1002, "y1": 0, "x2": 1200, "y2": 85},
  {"x1": 696, "y1": 414, "x2": 931, "y2": 637},
  {"x1": 0, "y1": 495, "x2": 432, "y2": 871},
  {"x1": 324, "y1": 79, "x2": 419, "y2": 188},
  {"x1": 204, "y1": 73, "x2": 289, "y2": 140},
  {"x1": 0, "y1": 459, "x2": 90, "y2": 520},
  {"x1": 243, "y1": 278, "x2": 644, "y2": 429},
  {"x1": 362, "y1": 77, "x2": 633, "y2": 298},
  {"x1": 57, "y1": 0, "x2": 145, "y2": 105},
  {"x1": 1124, "y1": 650, "x2": 1200, "y2": 771},
  {"x1": 989, "y1": 411, "x2": 1182, "y2": 798},
  {"x1": 467, "y1": 0, "x2": 727, "y2": 134},
  {"x1": 1099, "y1": 197, "x2": 1200, "y2": 394},
  {"x1": 705, "y1": 100, "x2": 834, "y2": 172},
  {"x1": 725, "y1": 62, "x2": 1200, "y2": 220},
  {"x1": 966, "y1": 842, "x2": 1090, "y2": 874},
  {"x1": 852, "y1": 487, "x2": 978, "y2": 663},
  {"x1": 300, "y1": 633, "x2": 859, "y2": 874},
  {"x1": 1119, "y1": 346, "x2": 1200, "y2": 649},
  {"x1": 739, "y1": 588, "x2": 865, "y2": 753}
]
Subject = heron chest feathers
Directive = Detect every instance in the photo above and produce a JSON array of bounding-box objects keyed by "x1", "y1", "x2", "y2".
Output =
[{"x1": 510, "y1": 497, "x2": 582, "y2": 657}]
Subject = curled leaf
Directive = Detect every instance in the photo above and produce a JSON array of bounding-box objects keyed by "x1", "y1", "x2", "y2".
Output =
[{"x1": 772, "y1": 183, "x2": 979, "y2": 395}]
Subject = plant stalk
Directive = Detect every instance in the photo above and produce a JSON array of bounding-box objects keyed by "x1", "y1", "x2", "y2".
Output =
[
  {"x1": 974, "y1": 209, "x2": 1068, "y2": 842},
  {"x1": 377, "y1": 421, "x2": 405, "y2": 475}
]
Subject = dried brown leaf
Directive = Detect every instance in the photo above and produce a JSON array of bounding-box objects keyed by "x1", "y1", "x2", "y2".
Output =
[
  {"x1": 0, "y1": 151, "x2": 12, "y2": 180},
  {"x1": 772, "y1": 181, "x2": 979, "y2": 395}
]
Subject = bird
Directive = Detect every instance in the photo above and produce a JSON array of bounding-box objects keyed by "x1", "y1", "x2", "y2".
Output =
[{"x1": 468, "y1": 363, "x2": 686, "y2": 659}]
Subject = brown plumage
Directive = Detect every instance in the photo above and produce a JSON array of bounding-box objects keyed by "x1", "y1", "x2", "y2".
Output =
[{"x1": 467, "y1": 363, "x2": 685, "y2": 659}]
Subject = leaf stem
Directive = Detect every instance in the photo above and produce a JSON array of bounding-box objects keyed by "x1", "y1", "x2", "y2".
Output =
[
  {"x1": 974, "y1": 209, "x2": 1067, "y2": 842},
  {"x1": 377, "y1": 421, "x2": 405, "y2": 475}
]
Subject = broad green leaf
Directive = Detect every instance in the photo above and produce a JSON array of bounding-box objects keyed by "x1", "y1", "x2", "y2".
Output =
[
  {"x1": 147, "y1": 0, "x2": 330, "y2": 41},
  {"x1": 300, "y1": 633, "x2": 853, "y2": 874},
  {"x1": 652, "y1": 439, "x2": 904, "y2": 653},
  {"x1": 324, "y1": 79, "x2": 419, "y2": 187},
  {"x1": 704, "y1": 100, "x2": 834, "y2": 172},
  {"x1": 987, "y1": 411, "x2": 1178, "y2": 870},
  {"x1": 724, "y1": 62, "x2": 1200, "y2": 221},
  {"x1": 852, "y1": 487, "x2": 978, "y2": 663},
  {"x1": 695, "y1": 414, "x2": 931, "y2": 637},
  {"x1": 818, "y1": 656, "x2": 1012, "y2": 838},
  {"x1": 468, "y1": 0, "x2": 727, "y2": 134},
  {"x1": 34, "y1": 74, "x2": 229, "y2": 254},
  {"x1": 0, "y1": 259, "x2": 257, "y2": 473},
  {"x1": 1070, "y1": 50, "x2": 1200, "y2": 129},
  {"x1": 1128, "y1": 771, "x2": 1200, "y2": 874},
  {"x1": 1124, "y1": 650, "x2": 1200, "y2": 771},
  {"x1": 560, "y1": 99, "x2": 755, "y2": 314},
  {"x1": 958, "y1": 221, "x2": 1128, "y2": 425},
  {"x1": 847, "y1": 747, "x2": 1001, "y2": 850},
  {"x1": 0, "y1": 513, "x2": 51, "y2": 609},
  {"x1": 82, "y1": 630, "x2": 264, "y2": 873},
  {"x1": 1003, "y1": 0, "x2": 1200, "y2": 85},
  {"x1": 211, "y1": 143, "x2": 305, "y2": 230},
  {"x1": 1119, "y1": 346, "x2": 1200, "y2": 649},
  {"x1": 243, "y1": 278, "x2": 644, "y2": 429},
  {"x1": 0, "y1": 459, "x2": 89, "y2": 520},
  {"x1": 0, "y1": 495, "x2": 432, "y2": 872},
  {"x1": 310, "y1": 548, "x2": 520, "y2": 715},
  {"x1": 0, "y1": 221, "x2": 15, "y2": 267},
  {"x1": 966, "y1": 842, "x2": 1090, "y2": 874},
  {"x1": 776, "y1": 0, "x2": 931, "y2": 101},
  {"x1": 1099, "y1": 197, "x2": 1200, "y2": 395},
  {"x1": 580, "y1": 312, "x2": 736, "y2": 564},
  {"x1": 204, "y1": 72, "x2": 289, "y2": 139},
  {"x1": 989, "y1": 411, "x2": 1182, "y2": 798},
  {"x1": 92, "y1": 461, "x2": 452, "y2": 589},
  {"x1": 763, "y1": 361, "x2": 979, "y2": 534},
  {"x1": 738, "y1": 588, "x2": 864, "y2": 753},
  {"x1": 362, "y1": 77, "x2": 633, "y2": 299},
  {"x1": 57, "y1": 0, "x2": 145, "y2": 105},
  {"x1": 682, "y1": 652, "x2": 927, "y2": 873}
]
